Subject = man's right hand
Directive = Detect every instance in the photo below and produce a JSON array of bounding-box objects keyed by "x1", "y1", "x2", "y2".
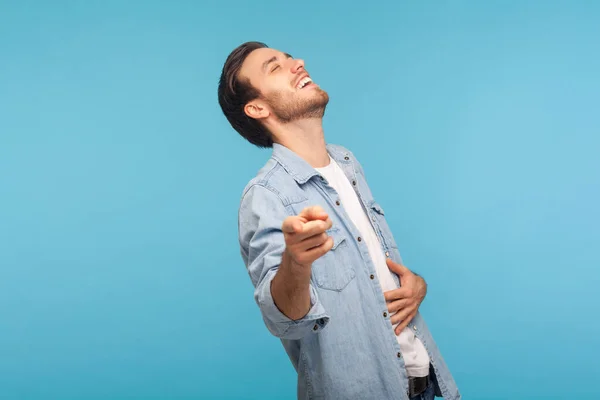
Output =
[
  {"x1": 272, "y1": 206, "x2": 333, "y2": 321},
  {"x1": 281, "y1": 206, "x2": 334, "y2": 268}
]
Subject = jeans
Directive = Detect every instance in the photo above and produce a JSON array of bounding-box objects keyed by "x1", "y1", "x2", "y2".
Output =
[{"x1": 409, "y1": 379, "x2": 436, "y2": 400}]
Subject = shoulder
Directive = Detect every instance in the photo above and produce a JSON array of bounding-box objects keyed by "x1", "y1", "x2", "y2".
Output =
[{"x1": 239, "y1": 157, "x2": 304, "y2": 209}]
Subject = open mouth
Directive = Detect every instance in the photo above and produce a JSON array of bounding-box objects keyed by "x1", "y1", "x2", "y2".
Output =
[{"x1": 295, "y1": 76, "x2": 313, "y2": 89}]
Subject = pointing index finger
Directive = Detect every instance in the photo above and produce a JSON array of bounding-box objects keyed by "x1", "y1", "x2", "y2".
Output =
[{"x1": 299, "y1": 206, "x2": 328, "y2": 221}]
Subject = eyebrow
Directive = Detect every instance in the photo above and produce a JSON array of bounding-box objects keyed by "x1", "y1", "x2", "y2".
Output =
[
  {"x1": 262, "y1": 53, "x2": 294, "y2": 73},
  {"x1": 262, "y1": 56, "x2": 278, "y2": 73}
]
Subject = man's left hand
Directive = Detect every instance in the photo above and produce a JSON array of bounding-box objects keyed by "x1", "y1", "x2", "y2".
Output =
[{"x1": 384, "y1": 258, "x2": 427, "y2": 335}]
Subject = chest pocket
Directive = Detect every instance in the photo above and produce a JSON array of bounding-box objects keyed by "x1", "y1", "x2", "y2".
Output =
[
  {"x1": 370, "y1": 201, "x2": 399, "y2": 249},
  {"x1": 311, "y1": 227, "x2": 356, "y2": 291}
]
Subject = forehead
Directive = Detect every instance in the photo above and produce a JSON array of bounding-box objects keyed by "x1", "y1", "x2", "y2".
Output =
[{"x1": 240, "y1": 47, "x2": 284, "y2": 80}]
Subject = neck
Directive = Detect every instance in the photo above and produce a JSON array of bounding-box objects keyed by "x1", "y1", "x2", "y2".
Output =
[{"x1": 272, "y1": 118, "x2": 330, "y2": 168}]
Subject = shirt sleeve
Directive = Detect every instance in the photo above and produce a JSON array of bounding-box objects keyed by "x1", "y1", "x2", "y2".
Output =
[{"x1": 238, "y1": 184, "x2": 330, "y2": 340}]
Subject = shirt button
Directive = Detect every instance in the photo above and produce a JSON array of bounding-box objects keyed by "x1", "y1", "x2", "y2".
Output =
[
  {"x1": 370, "y1": 274, "x2": 375, "y2": 280},
  {"x1": 397, "y1": 352, "x2": 402, "y2": 358},
  {"x1": 357, "y1": 237, "x2": 362, "y2": 242},
  {"x1": 385, "y1": 251, "x2": 390, "y2": 257},
  {"x1": 413, "y1": 326, "x2": 418, "y2": 331},
  {"x1": 313, "y1": 325, "x2": 319, "y2": 331},
  {"x1": 335, "y1": 200, "x2": 340, "y2": 206},
  {"x1": 344, "y1": 156, "x2": 350, "y2": 160},
  {"x1": 352, "y1": 180, "x2": 356, "y2": 186},
  {"x1": 372, "y1": 216, "x2": 376, "y2": 222},
  {"x1": 383, "y1": 312, "x2": 388, "y2": 318}
]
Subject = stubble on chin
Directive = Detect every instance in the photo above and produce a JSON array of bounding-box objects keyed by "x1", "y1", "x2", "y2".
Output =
[{"x1": 267, "y1": 89, "x2": 330, "y2": 123}]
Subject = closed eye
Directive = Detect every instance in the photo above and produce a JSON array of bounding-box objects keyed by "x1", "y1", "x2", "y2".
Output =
[{"x1": 264, "y1": 53, "x2": 293, "y2": 74}]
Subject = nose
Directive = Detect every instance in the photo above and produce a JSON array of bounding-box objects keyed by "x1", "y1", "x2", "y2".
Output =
[{"x1": 290, "y1": 58, "x2": 305, "y2": 74}]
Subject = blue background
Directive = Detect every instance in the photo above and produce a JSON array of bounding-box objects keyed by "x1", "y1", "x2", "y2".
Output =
[{"x1": 1, "y1": 1, "x2": 599, "y2": 399}]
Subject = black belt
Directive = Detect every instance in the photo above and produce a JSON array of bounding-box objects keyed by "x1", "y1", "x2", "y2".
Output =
[{"x1": 408, "y1": 375, "x2": 429, "y2": 398}]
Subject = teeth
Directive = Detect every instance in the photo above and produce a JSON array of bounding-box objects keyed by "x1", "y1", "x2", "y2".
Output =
[{"x1": 296, "y1": 77, "x2": 312, "y2": 89}]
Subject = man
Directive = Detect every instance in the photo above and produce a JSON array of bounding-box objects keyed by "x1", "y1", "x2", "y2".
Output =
[{"x1": 218, "y1": 42, "x2": 460, "y2": 400}]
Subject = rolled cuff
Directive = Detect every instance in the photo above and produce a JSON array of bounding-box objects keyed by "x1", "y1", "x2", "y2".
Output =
[{"x1": 257, "y1": 270, "x2": 330, "y2": 340}]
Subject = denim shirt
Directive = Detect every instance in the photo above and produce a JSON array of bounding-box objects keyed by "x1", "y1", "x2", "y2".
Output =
[{"x1": 238, "y1": 143, "x2": 460, "y2": 400}]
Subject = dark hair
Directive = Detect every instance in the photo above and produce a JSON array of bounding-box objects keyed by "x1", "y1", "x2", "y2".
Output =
[{"x1": 218, "y1": 41, "x2": 273, "y2": 148}]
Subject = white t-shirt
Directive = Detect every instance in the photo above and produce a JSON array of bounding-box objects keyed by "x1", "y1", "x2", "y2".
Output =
[{"x1": 316, "y1": 156, "x2": 430, "y2": 377}]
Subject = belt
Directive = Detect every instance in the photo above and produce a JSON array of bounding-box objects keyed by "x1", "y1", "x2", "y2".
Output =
[{"x1": 408, "y1": 375, "x2": 429, "y2": 398}]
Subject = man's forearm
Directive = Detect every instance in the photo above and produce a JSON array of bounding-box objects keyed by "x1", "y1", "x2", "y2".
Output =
[{"x1": 270, "y1": 250, "x2": 312, "y2": 321}]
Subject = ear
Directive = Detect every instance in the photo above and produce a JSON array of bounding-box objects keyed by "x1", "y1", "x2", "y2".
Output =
[{"x1": 244, "y1": 100, "x2": 270, "y2": 121}]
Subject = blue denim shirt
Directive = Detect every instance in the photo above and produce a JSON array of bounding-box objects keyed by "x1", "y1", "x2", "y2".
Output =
[{"x1": 239, "y1": 143, "x2": 460, "y2": 400}]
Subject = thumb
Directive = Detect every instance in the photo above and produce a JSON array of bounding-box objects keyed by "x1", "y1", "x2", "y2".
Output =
[{"x1": 386, "y1": 258, "x2": 409, "y2": 275}]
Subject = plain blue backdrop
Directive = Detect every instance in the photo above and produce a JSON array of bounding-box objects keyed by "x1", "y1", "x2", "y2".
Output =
[{"x1": 1, "y1": 1, "x2": 599, "y2": 399}]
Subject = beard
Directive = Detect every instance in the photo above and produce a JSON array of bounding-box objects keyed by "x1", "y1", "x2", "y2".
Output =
[{"x1": 263, "y1": 88, "x2": 330, "y2": 123}]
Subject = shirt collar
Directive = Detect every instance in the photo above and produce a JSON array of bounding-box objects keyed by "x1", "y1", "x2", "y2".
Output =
[{"x1": 272, "y1": 143, "x2": 351, "y2": 185}]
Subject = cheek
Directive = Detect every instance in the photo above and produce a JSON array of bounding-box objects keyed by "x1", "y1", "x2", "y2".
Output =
[
  {"x1": 267, "y1": 75, "x2": 295, "y2": 94},
  {"x1": 265, "y1": 87, "x2": 295, "y2": 104}
]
